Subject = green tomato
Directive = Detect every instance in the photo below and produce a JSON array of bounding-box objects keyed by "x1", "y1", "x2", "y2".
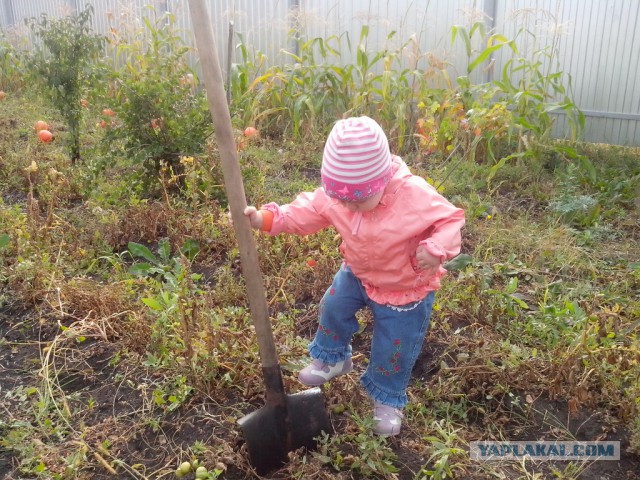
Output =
[
  {"x1": 178, "y1": 461, "x2": 192, "y2": 475},
  {"x1": 332, "y1": 404, "x2": 346, "y2": 414},
  {"x1": 175, "y1": 469, "x2": 184, "y2": 479},
  {"x1": 195, "y1": 466, "x2": 208, "y2": 479}
]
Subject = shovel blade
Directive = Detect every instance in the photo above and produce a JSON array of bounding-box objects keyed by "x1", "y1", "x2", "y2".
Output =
[{"x1": 238, "y1": 388, "x2": 332, "y2": 475}]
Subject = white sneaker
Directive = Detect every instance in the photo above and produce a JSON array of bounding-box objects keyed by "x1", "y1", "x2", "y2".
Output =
[
  {"x1": 298, "y1": 358, "x2": 353, "y2": 386},
  {"x1": 373, "y1": 402, "x2": 403, "y2": 436}
]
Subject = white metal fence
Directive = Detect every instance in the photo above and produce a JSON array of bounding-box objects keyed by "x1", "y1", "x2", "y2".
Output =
[{"x1": 1, "y1": 0, "x2": 639, "y2": 146}]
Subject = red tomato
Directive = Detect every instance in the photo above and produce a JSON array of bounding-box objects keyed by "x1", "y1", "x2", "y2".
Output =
[
  {"x1": 34, "y1": 120, "x2": 49, "y2": 132},
  {"x1": 244, "y1": 126, "x2": 258, "y2": 137},
  {"x1": 38, "y1": 130, "x2": 53, "y2": 142}
]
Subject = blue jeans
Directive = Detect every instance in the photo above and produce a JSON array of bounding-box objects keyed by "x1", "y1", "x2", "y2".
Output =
[{"x1": 308, "y1": 265, "x2": 435, "y2": 408}]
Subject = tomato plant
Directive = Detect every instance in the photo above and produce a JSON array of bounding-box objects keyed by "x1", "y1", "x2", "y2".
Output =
[{"x1": 26, "y1": 5, "x2": 104, "y2": 162}]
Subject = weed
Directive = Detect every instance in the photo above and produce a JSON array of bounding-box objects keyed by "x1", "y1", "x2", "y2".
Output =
[
  {"x1": 314, "y1": 415, "x2": 400, "y2": 477},
  {"x1": 419, "y1": 420, "x2": 465, "y2": 480},
  {"x1": 151, "y1": 375, "x2": 193, "y2": 413}
]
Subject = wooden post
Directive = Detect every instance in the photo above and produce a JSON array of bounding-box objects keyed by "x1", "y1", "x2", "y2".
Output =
[
  {"x1": 483, "y1": 0, "x2": 498, "y2": 83},
  {"x1": 226, "y1": 20, "x2": 234, "y2": 106}
]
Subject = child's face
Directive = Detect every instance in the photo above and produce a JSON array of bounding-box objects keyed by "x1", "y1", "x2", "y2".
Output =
[{"x1": 338, "y1": 190, "x2": 384, "y2": 212}]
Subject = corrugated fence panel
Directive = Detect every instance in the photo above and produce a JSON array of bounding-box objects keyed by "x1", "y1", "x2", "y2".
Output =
[{"x1": 1, "y1": 0, "x2": 638, "y2": 146}]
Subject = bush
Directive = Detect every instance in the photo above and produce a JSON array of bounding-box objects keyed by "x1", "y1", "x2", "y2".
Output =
[{"x1": 99, "y1": 12, "x2": 212, "y2": 192}]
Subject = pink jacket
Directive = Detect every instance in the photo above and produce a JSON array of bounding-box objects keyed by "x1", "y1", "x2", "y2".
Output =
[{"x1": 261, "y1": 157, "x2": 465, "y2": 305}]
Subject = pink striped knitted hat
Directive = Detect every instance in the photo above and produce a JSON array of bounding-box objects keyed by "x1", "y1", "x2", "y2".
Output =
[{"x1": 321, "y1": 116, "x2": 392, "y2": 201}]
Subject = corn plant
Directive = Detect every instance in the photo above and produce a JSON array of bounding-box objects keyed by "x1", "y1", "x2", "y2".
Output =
[
  {"x1": 228, "y1": 34, "x2": 269, "y2": 127},
  {"x1": 460, "y1": 22, "x2": 587, "y2": 171},
  {"x1": 281, "y1": 35, "x2": 351, "y2": 137},
  {"x1": 493, "y1": 26, "x2": 584, "y2": 143},
  {"x1": 414, "y1": 21, "x2": 591, "y2": 183},
  {"x1": 231, "y1": 26, "x2": 422, "y2": 151},
  {"x1": 232, "y1": 32, "x2": 352, "y2": 138},
  {"x1": 348, "y1": 25, "x2": 387, "y2": 114}
]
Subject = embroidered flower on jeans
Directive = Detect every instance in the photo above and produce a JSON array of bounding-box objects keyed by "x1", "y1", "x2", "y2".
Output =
[
  {"x1": 318, "y1": 324, "x2": 339, "y2": 341},
  {"x1": 376, "y1": 339, "x2": 402, "y2": 375}
]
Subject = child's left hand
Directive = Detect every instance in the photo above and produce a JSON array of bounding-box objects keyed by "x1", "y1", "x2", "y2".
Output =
[{"x1": 415, "y1": 244, "x2": 441, "y2": 274}]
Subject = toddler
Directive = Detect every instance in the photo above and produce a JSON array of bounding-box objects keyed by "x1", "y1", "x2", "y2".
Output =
[{"x1": 244, "y1": 116, "x2": 465, "y2": 435}]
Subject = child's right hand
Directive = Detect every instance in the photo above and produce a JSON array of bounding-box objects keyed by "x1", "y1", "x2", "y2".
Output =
[{"x1": 243, "y1": 206, "x2": 263, "y2": 229}]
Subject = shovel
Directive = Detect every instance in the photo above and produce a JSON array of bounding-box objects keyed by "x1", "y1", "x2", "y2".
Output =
[{"x1": 187, "y1": 1, "x2": 332, "y2": 474}]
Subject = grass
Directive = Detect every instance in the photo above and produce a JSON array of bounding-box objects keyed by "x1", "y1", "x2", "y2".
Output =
[{"x1": 1, "y1": 86, "x2": 639, "y2": 480}]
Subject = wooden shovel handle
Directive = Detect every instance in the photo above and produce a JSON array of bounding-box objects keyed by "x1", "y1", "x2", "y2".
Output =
[{"x1": 188, "y1": 0, "x2": 279, "y2": 370}]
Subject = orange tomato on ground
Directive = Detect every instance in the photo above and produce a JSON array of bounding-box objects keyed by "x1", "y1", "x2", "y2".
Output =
[
  {"x1": 244, "y1": 126, "x2": 258, "y2": 137},
  {"x1": 34, "y1": 121, "x2": 49, "y2": 132},
  {"x1": 102, "y1": 108, "x2": 116, "y2": 117},
  {"x1": 0, "y1": 91, "x2": 5, "y2": 100},
  {"x1": 38, "y1": 130, "x2": 53, "y2": 143}
]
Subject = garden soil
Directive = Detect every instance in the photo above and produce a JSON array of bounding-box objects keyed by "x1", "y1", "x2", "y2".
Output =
[{"x1": 2, "y1": 306, "x2": 639, "y2": 479}]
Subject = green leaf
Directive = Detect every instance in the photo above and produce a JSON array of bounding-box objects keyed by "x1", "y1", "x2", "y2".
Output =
[
  {"x1": 489, "y1": 34, "x2": 509, "y2": 45},
  {"x1": 488, "y1": 152, "x2": 527, "y2": 182},
  {"x1": 443, "y1": 254, "x2": 473, "y2": 272},
  {"x1": 509, "y1": 295, "x2": 530, "y2": 309},
  {"x1": 0, "y1": 234, "x2": 10, "y2": 249},
  {"x1": 128, "y1": 242, "x2": 157, "y2": 263},
  {"x1": 158, "y1": 237, "x2": 171, "y2": 263},
  {"x1": 359, "y1": 25, "x2": 370, "y2": 45},
  {"x1": 129, "y1": 263, "x2": 153, "y2": 276},
  {"x1": 469, "y1": 21, "x2": 485, "y2": 40},
  {"x1": 142, "y1": 297, "x2": 164, "y2": 311},
  {"x1": 470, "y1": 39, "x2": 513, "y2": 73},
  {"x1": 180, "y1": 239, "x2": 201, "y2": 260},
  {"x1": 451, "y1": 25, "x2": 471, "y2": 57},
  {"x1": 578, "y1": 155, "x2": 597, "y2": 184}
]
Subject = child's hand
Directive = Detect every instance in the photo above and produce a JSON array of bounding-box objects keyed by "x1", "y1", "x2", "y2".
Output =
[
  {"x1": 243, "y1": 206, "x2": 263, "y2": 229},
  {"x1": 415, "y1": 244, "x2": 441, "y2": 274}
]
